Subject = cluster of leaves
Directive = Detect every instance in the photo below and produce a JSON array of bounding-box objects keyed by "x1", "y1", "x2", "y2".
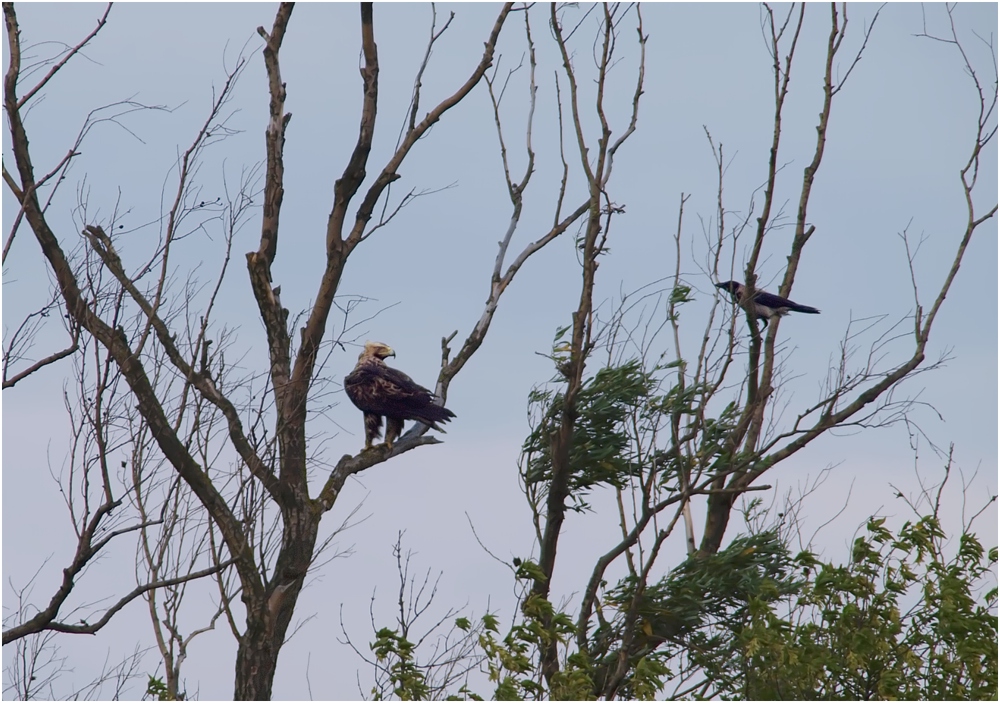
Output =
[
  {"x1": 368, "y1": 570, "x2": 593, "y2": 701},
  {"x1": 368, "y1": 514, "x2": 997, "y2": 700},
  {"x1": 586, "y1": 530, "x2": 801, "y2": 699},
  {"x1": 474, "y1": 598, "x2": 592, "y2": 701},
  {"x1": 708, "y1": 515, "x2": 999, "y2": 701},
  {"x1": 370, "y1": 628, "x2": 432, "y2": 701},
  {"x1": 145, "y1": 675, "x2": 185, "y2": 701},
  {"x1": 521, "y1": 357, "x2": 660, "y2": 512},
  {"x1": 521, "y1": 330, "x2": 748, "y2": 514},
  {"x1": 367, "y1": 351, "x2": 997, "y2": 700}
]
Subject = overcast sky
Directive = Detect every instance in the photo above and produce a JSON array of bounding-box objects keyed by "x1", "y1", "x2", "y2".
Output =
[{"x1": 3, "y1": 2, "x2": 997, "y2": 700}]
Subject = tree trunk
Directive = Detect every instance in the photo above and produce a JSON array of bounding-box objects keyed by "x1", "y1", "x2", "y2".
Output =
[
  {"x1": 234, "y1": 623, "x2": 281, "y2": 701},
  {"x1": 233, "y1": 501, "x2": 318, "y2": 700}
]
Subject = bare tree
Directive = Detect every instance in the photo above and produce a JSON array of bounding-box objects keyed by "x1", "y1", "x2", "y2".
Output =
[
  {"x1": 697, "y1": 0, "x2": 996, "y2": 553},
  {"x1": 340, "y1": 533, "x2": 484, "y2": 701},
  {"x1": 1, "y1": 1, "x2": 629, "y2": 698},
  {"x1": 1, "y1": 269, "x2": 231, "y2": 649},
  {"x1": 4, "y1": 582, "x2": 148, "y2": 701}
]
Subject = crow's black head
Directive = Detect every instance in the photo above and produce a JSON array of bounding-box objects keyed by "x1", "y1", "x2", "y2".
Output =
[{"x1": 715, "y1": 281, "x2": 740, "y2": 295}]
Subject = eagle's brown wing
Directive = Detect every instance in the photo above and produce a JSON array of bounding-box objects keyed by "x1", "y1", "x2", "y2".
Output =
[{"x1": 344, "y1": 361, "x2": 455, "y2": 430}]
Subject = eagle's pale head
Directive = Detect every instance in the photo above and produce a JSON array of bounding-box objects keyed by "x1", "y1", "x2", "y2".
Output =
[{"x1": 360, "y1": 341, "x2": 395, "y2": 362}]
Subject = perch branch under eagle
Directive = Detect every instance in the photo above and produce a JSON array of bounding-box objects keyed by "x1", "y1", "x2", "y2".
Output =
[{"x1": 344, "y1": 341, "x2": 456, "y2": 451}]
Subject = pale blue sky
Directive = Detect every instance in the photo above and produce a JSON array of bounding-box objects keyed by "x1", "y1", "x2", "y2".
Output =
[{"x1": 3, "y1": 3, "x2": 997, "y2": 699}]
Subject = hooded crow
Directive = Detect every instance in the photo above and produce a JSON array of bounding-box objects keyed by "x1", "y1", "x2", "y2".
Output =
[{"x1": 715, "y1": 281, "x2": 820, "y2": 328}]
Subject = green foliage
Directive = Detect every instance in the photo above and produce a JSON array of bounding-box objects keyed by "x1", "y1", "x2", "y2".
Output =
[
  {"x1": 588, "y1": 531, "x2": 800, "y2": 697},
  {"x1": 521, "y1": 352, "x2": 744, "y2": 511},
  {"x1": 145, "y1": 675, "x2": 183, "y2": 701},
  {"x1": 367, "y1": 515, "x2": 996, "y2": 700},
  {"x1": 669, "y1": 283, "x2": 694, "y2": 307},
  {"x1": 371, "y1": 627, "x2": 430, "y2": 701},
  {"x1": 698, "y1": 516, "x2": 999, "y2": 700},
  {"x1": 371, "y1": 351, "x2": 996, "y2": 700},
  {"x1": 522, "y1": 358, "x2": 672, "y2": 511},
  {"x1": 513, "y1": 558, "x2": 548, "y2": 584},
  {"x1": 521, "y1": 359, "x2": 659, "y2": 511},
  {"x1": 476, "y1": 608, "x2": 548, "y2": 700},
  {"x1": 473, "y1": 599, "x2": 598, "y2": 702}
]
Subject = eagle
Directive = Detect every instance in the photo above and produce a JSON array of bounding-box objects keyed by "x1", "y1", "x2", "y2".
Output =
[{"x1": 343, "y1": 341, "x2": 456, "y2": 451}]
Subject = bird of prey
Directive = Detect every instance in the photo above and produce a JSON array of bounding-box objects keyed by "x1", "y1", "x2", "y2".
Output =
[
  {"x1": 715, "y1": 280, "x2": 820, "y2": 328},
  {"x1": 344, "y1": 341, "x2": 456, "y2": 451}
]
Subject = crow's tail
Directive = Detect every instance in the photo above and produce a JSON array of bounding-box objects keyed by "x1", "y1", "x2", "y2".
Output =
[{"x1": 791, "y1": 303, "x2": 820, "y2": 314}]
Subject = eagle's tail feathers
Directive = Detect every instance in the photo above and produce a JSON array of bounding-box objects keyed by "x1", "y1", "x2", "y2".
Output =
[{"x1": 414, "y1": 403, "x2": 456, "y2": 430}]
